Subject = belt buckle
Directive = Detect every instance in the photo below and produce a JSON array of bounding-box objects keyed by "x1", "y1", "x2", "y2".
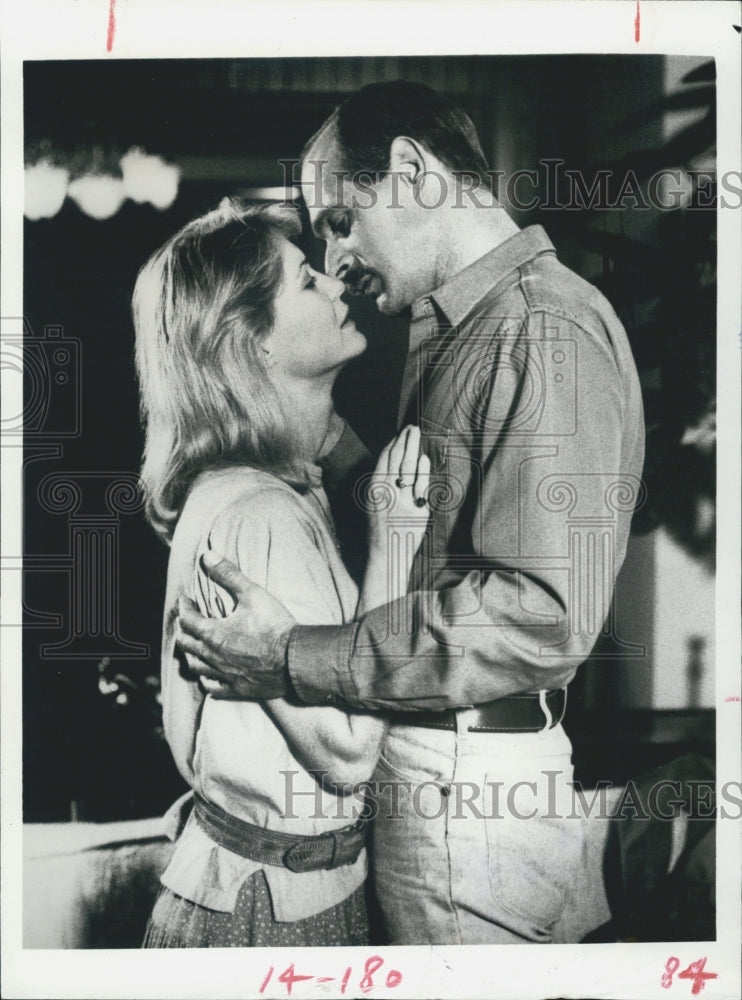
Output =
[
  {"x1": 283, "y1": 832, "x2": 337, "y2": 873},
  {"x1": 538, "y1": 687, "x2": 567, "y2": 731},
  {"x1": 537, "y1": 690, "x2": 553, "y2": 732},
  {"x1": 324, "y1": 830, "x2": 342, "y2": 870},
  {"x1": 323, "y1": 822, "x2": 366, "y2": 869},
  {"x1": 282, "y1": 840, "x2": 316, "y2": 873},
  {"x1": 455, "y1": 707, "x2": 478, "y2": 733}
]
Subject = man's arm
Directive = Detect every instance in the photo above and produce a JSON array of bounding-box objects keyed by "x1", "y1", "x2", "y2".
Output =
[
  {"x1": 176, "y1": 424, "x2": 429, "y2": 698},
  {"x1": 287, "y1": 316, "x2": 643, "y2": 711},
  {"x1": 190, "y1": 489, "x2": 387, "y2": 787},
  {"x1": 176, "y1": 417, "x2": 373, "y2": 699},
  {"x1": 179, "y1": 314, "x2": 644, "y2": 711}
]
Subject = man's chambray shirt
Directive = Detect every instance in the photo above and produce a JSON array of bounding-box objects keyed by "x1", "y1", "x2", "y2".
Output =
[{"x1": 290, "y1": 226, "x2": 645, "y2": 712}]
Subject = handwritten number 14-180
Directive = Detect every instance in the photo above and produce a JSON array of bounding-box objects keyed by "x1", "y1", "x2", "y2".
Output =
[{"x1": 260, "y1": 957, "x2": 403, "y2": 996}]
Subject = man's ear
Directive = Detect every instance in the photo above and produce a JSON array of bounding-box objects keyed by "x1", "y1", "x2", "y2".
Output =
[{"x1": 388, "y1": 136, "x2": 427, "y2": 186}]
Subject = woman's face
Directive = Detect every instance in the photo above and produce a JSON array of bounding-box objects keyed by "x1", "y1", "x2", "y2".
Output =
[{"x1": 265, "y1": 237, "x2": 367, "y2": 382}]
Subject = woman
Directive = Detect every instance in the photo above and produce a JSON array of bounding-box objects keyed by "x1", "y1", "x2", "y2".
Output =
[{"x1": 133, "y1": 199, "x2": 429, "y2": 948}]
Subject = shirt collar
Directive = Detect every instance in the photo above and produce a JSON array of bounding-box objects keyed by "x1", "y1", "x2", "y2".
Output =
[{"x1": 412, "y1": 225, "x2": 555, "y2": 328}]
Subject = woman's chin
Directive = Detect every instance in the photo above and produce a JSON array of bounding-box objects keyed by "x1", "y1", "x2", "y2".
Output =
[
  {"x1": 341, "y1": 328, "x2": 368, "y2": 362},
  {"x1": 351, "y1": 331, "x2": 368, "y2": 356},
  {"x1": 324, "y1": 330, "x2": 367, "y2": 381}
]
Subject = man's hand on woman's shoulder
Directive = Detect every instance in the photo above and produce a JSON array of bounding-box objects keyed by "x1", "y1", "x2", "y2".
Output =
[{"x1": 176, "y1": 550, "x2": 295, "y2": 700}]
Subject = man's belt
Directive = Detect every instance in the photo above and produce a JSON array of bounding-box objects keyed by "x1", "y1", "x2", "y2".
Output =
[
  {"x1": 193, "y1": 792, "x2": 366, "y2": 873},
  {"x1": 391, "y1": 688, "x2": 567, "y2": 733}
]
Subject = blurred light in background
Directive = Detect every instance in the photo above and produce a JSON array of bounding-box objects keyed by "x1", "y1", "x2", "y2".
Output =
[
  {"x1": 120, "y1": 147, "x2": 180, "y2": 210},
  {"x1": 67, "y1": 174, "x2": 126, "y2": 221},
  {"x1": 25, "y1": 144, "x2": 180, "y2": 221},
  {"x1": 241, "y1": 186, "x2": 300, "y2": 202},
  {"x1": 24, "y1": 160, "x2": 69, "y2": 220}
]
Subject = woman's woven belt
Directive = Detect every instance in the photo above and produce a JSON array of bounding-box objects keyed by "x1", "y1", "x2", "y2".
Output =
[{"x1": 193, "y1": 792, "x2": 366, "y2": 873}]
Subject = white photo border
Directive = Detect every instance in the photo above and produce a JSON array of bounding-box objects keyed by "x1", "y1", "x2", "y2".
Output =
[{"x1": 2, "y1": 2, "x2": 740, "y2": 998}]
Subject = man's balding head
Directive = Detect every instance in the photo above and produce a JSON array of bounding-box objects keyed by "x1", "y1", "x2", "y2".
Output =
[
  {"x1": 299, "y1": 82, "x2": 498, "y2": 316},
  {"x1": 301, "y1": 80, "x2": 490, "y2": 186}
]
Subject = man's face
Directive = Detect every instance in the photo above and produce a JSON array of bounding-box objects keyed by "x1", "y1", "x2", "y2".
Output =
[{"x1": 301, "y1": 131, "x2": 436, "y2": 316}]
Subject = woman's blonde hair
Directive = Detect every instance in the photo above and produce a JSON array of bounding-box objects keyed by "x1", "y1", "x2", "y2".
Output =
[{"x1": 133, "y1": 198, "x2": 306, "y2": 543}]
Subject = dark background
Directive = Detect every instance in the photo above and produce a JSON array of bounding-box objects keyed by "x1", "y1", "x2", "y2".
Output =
[{"x1": 22, "y1": 56, "x2": 716, "y2": 822}]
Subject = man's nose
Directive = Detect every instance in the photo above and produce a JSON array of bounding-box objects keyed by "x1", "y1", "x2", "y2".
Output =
[{"x1": 324, "y1": 243, "x2": 356, "y2": 283}]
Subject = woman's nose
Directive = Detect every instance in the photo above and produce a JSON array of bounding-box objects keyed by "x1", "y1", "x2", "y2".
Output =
[{"x1": 317, "y1": 270, "x2": 345, "y2": 301}]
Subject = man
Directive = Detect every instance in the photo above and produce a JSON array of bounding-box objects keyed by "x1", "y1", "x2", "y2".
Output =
[{"x1": 177, "y1": 81, "x2": 645, "y2": 944}]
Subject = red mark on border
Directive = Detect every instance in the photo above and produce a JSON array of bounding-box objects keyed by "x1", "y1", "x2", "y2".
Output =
[
  {"x1": 634, "y1": 0, "x2": 641, "y2": 42},
  {"x1": 340, "y1": 967, "x2": 352, "y2": 995},
  {"x1": 726, "y1": 696, "x2": 741, "y2": 702},
  {"x1": 678, "y1": 957, "x2": 719, "y2": 995},
  {"x1": 662, "y1": 956, "x2": 719, "y2": 995},
  {"x1": 106, "y1": 0, "x2": 116, "y2": 52},
  {"x1": 258, "y1": 959, "x2": 402, "y2": 998}
]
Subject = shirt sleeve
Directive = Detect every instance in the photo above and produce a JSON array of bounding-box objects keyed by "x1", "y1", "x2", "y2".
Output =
[
  {"x1": 164, "y1": 483, "x2": 358, "y2": 786},
  {"x1": 289, "y1": 310, "x2": 643, "y2": 711},
  {"x1": 198, "y1": 485, "x2": 386, "y2": 775}
]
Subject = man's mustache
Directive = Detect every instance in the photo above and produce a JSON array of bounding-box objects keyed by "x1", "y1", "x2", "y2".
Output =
[{"x1": 341, "y1": 260, "x2": 376, "y2": 297}]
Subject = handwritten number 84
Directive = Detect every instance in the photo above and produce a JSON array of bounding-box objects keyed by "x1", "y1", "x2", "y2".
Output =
[{"x1": 661, "y1": 957, "x2": 718, "y2": 995}]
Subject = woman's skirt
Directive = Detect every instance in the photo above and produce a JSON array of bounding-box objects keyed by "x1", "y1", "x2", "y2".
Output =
[{"x1": 142, "y1": 869, "x2": 370, "y2": 948}]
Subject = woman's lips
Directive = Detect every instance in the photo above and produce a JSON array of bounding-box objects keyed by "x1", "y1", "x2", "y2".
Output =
[{"x1": 337, "y1": 305, "x2": 360, "y2": 332}]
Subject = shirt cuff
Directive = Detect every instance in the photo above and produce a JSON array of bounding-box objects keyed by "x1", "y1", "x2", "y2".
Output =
[{"x1": 287, "y1": 622, "x2": 360, "y2": 707}]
